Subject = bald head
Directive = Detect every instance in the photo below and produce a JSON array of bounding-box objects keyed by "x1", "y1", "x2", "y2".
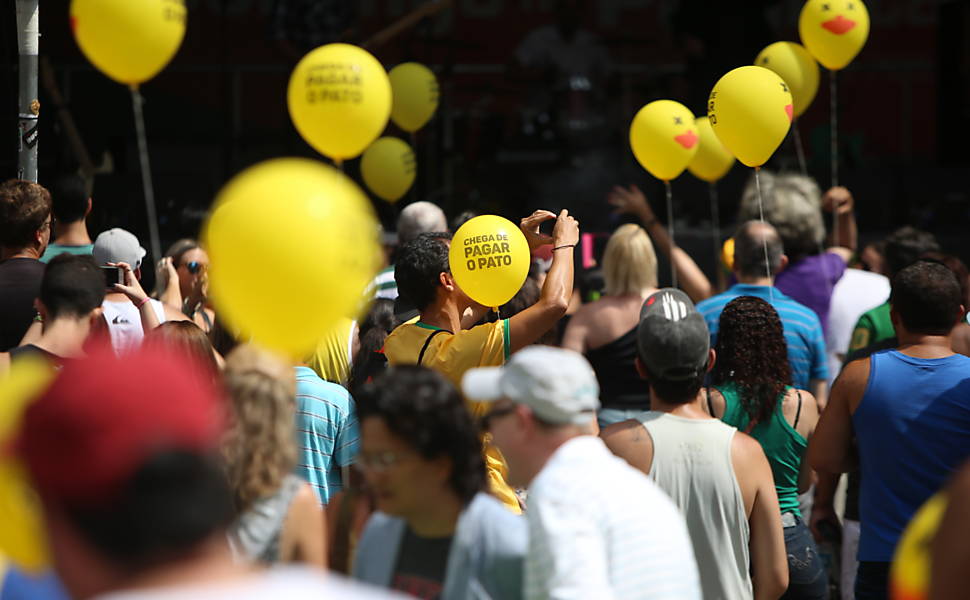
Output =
[
  {"x1": 397, "y1": 202, "x2": 448, "y2": 245},
  {"x1": 734, "y1": 220, "x2": 785, "y2": 279}
]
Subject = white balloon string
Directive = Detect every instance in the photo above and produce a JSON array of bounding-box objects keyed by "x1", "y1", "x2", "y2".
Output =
[
  {"x1": 754, "y1": 167, "x2": 773, "y2": 304},
  {"x1": 830, "y1": 69, "x2": 840, "y2": 251},
  {"x1": 130, "y1": 86, "x2": 162, "y2": 264},
  {"x1": 709, "y1": 182, "x2": 720, "y2": 281},
  {"x1": 665, "y1": 179, "x2": 677, "y2": 289}
]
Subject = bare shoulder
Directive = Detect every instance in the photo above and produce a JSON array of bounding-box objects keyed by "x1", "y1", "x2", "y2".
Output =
[
  {"x1": 601, "y1": 418, "x2": 649, "y2": 454},
  {"x1": 832, "y1": 356, "x2": 871, "y2": 412},
  {"x1": 731, "y1": 429, "x2": 769, "y2": 467},
  {"x1": 783, "y1": 387, "x2": 819, "y2": 431}
]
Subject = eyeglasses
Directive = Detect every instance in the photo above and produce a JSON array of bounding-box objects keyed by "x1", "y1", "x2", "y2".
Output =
[
  {"x1": 480, "y1": 403, "x2": 517, "y2": 431},
  {"x1": 44, "y1": 216, "x2": 55, "y2": 232},
  {"x1": 355, "y1": 450, "x2": 412, "y2": 472},
  {"x1": 184, "y1": 261, "x2": 205, "y2": 275}
]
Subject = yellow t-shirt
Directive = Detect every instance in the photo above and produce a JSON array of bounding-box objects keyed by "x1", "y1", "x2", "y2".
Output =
[
  {"x1": 307, "y1": 318, "x2": 356, "y2": 385},
  {"x1": 383, "y1": 318, "x2": 521, "y2": 514}
]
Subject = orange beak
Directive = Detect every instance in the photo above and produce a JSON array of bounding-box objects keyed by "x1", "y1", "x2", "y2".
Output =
[
  {"x1": 785, "y1": 105, "x2": 793, "y2": 122},
  {"x1": 674, "y1": 130, "x2": 698, "y2": 149},
  {"x1": 822, "y1": 15, "x2": 856, "y2": 35}
]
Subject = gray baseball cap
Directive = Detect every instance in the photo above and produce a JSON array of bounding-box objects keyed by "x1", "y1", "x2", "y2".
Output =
[
  {"x1": 462, "y1": 346, "x2": 600, "y2": 425},
  {"x1": 93, "y1": 228, "x2": 146, "y2": 269},
  {"x1": 636, "y1": 288, "x2": 710, "y2": 381}
]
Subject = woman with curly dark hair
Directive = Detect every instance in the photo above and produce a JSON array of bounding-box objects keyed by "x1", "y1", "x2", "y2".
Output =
[
  {"x1": 352, "y1": 366, "x2": 526, "y2": 599},
  {"x1": 706, "y1": 295, "x2": 826, "y2": 600}
]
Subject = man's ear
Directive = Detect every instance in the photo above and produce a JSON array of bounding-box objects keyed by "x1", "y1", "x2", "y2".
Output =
[
  {"x1": 34, "y1": 298, "x2": 48, "y2": 320},
  {"x1": 776, "y1": 254, "x2": 789, "y2": 274},
  {"x1": 85, "y1": 198, "x2": 93, "y2": 217},
  {"x1": 88, "y1": 307, "x2": 104, "y2": 327},
  {"x1": 439, "y1": 271, "x2": 455, "y2": 292},
  {"x1": 706, "y1": 348, "x2": 716, "y2": 373},
  {"x1": 134, "y1": 267, "x2": 142, "y2": 281},
  {"x1": 634, "y1": 356, "x2": 648, "y2": 380}
]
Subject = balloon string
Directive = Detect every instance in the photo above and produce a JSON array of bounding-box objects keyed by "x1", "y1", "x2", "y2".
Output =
[
  {"x1": 709, "y1": 182, "x2": 720, "y2": 281},
  {"x1": 410, "y1": 131, "x2": 418, "y2": 203},
  {"x1": 830, "y1": 69, "x2": 840, "y2": 251},
  {"x1": 664, "y1": 179, "x2": 677, "y2": 290},
  {"x1": 754, "y1": 167, "x2": 773, "y2": 304},
  {"x1": 129, "y1": 86, "x2": 162, "y2": 264},
  {"x1": 792, "y1": 118, "x2": 807, "y2": 176}
]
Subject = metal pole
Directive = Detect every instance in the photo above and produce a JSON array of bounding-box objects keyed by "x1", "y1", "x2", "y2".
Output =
[
  {"x1": 16, "y1": 0, "x2": 40, "y2": 182},
  {"x1": 130, "y1": 87, "x2": 163, "y2": 264}
]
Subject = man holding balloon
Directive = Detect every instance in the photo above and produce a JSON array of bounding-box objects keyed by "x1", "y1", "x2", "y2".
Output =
[{"x1": 383, "y1": 209, "x2": 579, "y2": 513}]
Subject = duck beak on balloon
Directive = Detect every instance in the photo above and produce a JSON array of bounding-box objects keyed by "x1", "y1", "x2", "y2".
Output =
[
  {"x1": 822, "y1": 15, "x2": 856, "y2": 35},
  {"x1": 785, "y1": 104, "x2": 793, "y2": 122},
  {"x1": 674, "y1": 130, "x2": 698, "y2": 149}
]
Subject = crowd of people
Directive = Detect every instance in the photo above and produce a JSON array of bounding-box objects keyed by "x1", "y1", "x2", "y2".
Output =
[{"x1": 1, "y1": 168, "x2": 969, "y2": 600}]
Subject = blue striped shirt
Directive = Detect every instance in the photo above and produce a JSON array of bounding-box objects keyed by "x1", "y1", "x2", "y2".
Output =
[
  {"x1": 293, "y1": 366, "x2": 360, "y2": 505},
  {"x1": 695, "y1": 284, "x2": 828, "y2": 388}
]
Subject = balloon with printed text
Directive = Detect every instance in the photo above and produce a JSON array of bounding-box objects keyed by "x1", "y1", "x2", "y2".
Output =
[
  {"x1": 287, "y1": 44, "x2": 392, "y2": 161},
  {"x1": 449, "y1": 216, "x2": 531, "y2": 309},
  {"x1": 389, "y1": 63, "x2": 440, "y2": 133},
  {"x1": 361, "y1": 137, "x2": 416, "y2": 202},
  {"x1": 629, "y1": 100, "x2": 699, "y2": 181},
  {"x1": 687, "y1": 116, "x2": 735, "y2": 183},
  {"x1": 755, "y1": 42, "x2": 820, "y2": 117},
  {"x1": 70, "y1": 0, "x2": 187, "y2": 86},
  {"x1": 708, "y1": 66, "x2": 794, "y2": 168},
  {"x1": 799, "y1": 0, "x2": 870, "y2": 71},
  {"x1": 203, "y1": 158, "x2": 380, "y2": 357}
]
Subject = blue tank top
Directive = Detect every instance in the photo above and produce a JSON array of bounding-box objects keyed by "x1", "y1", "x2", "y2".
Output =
[{"x1": 853, "y1": 350, "x2": 970, "y2": 562}]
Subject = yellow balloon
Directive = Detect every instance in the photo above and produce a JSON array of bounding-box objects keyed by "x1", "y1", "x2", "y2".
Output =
[
  {"x1": 70, "y1": 0, "x2": 186, "y2": 86},
  {"x1": 890, "y1": 492, "x2": 947, "y2": 600},
  {"x1": 629, "y1": 100, "x2": 699, "y2": 181},
  {"x1": 722, "y1": 237, "x2": 735, "y2": 273},
  {"x1": 449, "y1": 216, "x2": 530, "y2": 308},
  {"x1": 203, "y1": 158, "x2": 380, "y2": 357},
  {"x1": 0, "y1": 357, "x2": 56, "y2": 572},
  {"x1": 389, "y1": 63, "x2": 440, "y2": 133},
  {"x1": 361, "y1": 137, "x2": 416, "y2": 202},
  {"x1": 687, "y1": 116, "x2": 735, "y2": 183},
  {"x1": 287, "y1": 44, "x2": 392, "y2": 161},
  {"x1": 755, "y1": 42, "x2": 820, "y2": 117},
  {"x1": 799, "y1": 0, "x2": 870, "y2": 71},
  {"x1": 708, "y1": 66, "x2": 793, "y2": 168}
]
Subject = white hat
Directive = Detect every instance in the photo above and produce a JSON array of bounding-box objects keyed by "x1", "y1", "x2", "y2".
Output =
[
  {"x1": 462, "y1": 346, "x2": 600, "y2": 425},
  {"x1": 93, "y1": 228, "x2": 146, "y2": 269}
]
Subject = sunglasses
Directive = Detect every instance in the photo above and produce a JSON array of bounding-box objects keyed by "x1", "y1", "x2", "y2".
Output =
[
  {"x1": 479, "y1": 403, "x2": 517, "y2": 431},
  {"x1": 184, "y1": 261, "x2": 205, "y2": 275}
]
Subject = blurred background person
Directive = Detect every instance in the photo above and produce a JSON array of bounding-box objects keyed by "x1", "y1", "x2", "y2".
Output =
[{"x1": 39, "y1": 174, "x2": 93, "y2": 263}]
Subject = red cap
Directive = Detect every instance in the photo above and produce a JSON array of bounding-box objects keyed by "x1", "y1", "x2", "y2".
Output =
[{"x1": 16, "y1": 342, "x2": 225, "y2": 507}]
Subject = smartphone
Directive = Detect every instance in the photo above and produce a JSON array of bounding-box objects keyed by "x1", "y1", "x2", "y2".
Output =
[{"x1": 100, "y1": 266, "x2": 124, "y2": 287}]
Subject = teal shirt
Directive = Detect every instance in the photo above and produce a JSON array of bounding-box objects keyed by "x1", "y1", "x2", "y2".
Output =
[
  {"x1": 716, "y1": 382, "x2": 806, "y2": 517},
  {"x1": 40, "y1": 243, "x2": 93, "y2": 263}
]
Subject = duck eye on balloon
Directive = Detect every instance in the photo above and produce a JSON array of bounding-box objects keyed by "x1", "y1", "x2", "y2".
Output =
[
  {"x1": 673, "y1": 116, "x2": 683, "y2": 125},
  {"x1": 822, "y1": 3, "x2": 830, "y2": 10}
]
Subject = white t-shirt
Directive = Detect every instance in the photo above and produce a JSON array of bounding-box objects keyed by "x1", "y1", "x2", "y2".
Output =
[
  {"x1": 102, "y1": 298, "x2": 167, "y2": 355},
  {"x1": 96, "y1": 567, "x2": 404, "y2": 600},
  {"x1": 825, "y1": 268, "x2": 890, "y2": 384}
]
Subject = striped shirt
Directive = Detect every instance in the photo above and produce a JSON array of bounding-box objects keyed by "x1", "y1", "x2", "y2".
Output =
[
  {"x1": 372, "y1": 265, "x2": 398, "y2": 300},
  {"x1": 524, "y1": 436, "x2": 701, "y2": 600},
  {"x1": 696, "y1": 284, "x2": 828, "y2": 388},
  {"x1": 293, "y1": 366, "x2": 360, "y2": 505}
]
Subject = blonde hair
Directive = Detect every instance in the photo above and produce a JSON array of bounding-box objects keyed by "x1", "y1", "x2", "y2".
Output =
[
  {"x1": 739, "y1": 171, "x2": 825, "y2": 262},
  {"x1": 221, "y1": 345, "x2": 297, "y2": 513},
  {"x1": 603, "y1": 224, "x2": 658, "y2": 296}
]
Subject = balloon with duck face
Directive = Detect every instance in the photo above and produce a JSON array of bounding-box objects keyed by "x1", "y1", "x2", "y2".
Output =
[{"x1": 798, "y1": 0, "x2": 870, "y2": 71}]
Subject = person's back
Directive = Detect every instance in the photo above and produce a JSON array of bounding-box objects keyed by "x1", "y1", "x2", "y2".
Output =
[
  {"x1": 525, "y1": 435, "x2": 700, "y2": 600},
  {"x1": 854, "y1": 349, "x2": 970, "y2": 561},
  {"x1": 294, "y1": 365, "x2": 360, "y2": 504},
  {"x1": 637, "y1": 412, "x2": 752, "y2": 598},
  {"x1": 39, "y1": 174, "x2": 93, "y2": 263}
]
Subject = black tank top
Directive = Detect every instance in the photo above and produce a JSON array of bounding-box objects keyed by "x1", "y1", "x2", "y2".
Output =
[{"x1": 585, "y1": 326, "x2": 650, "y2": 411}]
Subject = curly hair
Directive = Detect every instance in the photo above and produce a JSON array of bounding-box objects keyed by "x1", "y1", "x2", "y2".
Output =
[
  {"x1": 221, "y1": 346, "x2": 297, "y2": 513},
  {"x1": 355, "y1": 366, "x2": 486, "y2": 505},
  {"x1": 395, "y1": 232, "x2": 452, "y2": 311},
  {"x1": 0, "y1": 179, "x2": 52, "y2": 249},
  {"x1": 711, "y1": 296, "x2": 792, "y2": 424}
]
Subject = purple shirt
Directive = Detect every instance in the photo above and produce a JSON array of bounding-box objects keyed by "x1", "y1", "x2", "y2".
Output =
[{"x1": 774, "y1": 252, "x2": 846, "y2": 334}]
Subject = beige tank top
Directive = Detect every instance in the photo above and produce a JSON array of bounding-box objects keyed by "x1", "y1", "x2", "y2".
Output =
[{"x1": 639, "y1": 412, "x2": 752, "y2": 600}]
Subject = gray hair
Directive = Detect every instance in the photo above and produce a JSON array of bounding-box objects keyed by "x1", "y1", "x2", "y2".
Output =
[
  {"x1": 739, "y1": 171, "x2": 824, "y2": 262},
  {"x1": 397, "y1": 201, "x2": 448, "y2": 245}
]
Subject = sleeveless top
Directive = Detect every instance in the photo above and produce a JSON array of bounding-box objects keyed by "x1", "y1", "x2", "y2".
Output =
[
  {"x1": 228, "y1": 474, "x2": 303, "y2": 564},
  {"x1": 716, "y1": 383, "x2": 806, "y2": 517},
  {"x1": 639, "y1": 412, "x2": 752, "y2": 600},
  {"x1": 854, "y1": 350, "x2": 970, "y2": 562},
  {"x1": 585, "y1": 327, "x2": 650, "y2": 411}
]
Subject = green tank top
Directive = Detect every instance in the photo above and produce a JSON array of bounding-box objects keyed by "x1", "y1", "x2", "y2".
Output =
[{"x1": 715, "y1": 382, "x2": 807, "y2": 517}]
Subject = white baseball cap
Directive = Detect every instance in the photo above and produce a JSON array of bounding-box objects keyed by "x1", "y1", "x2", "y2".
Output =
[
  {"x1": 462, "y1": 346, "x2": 600, "y2": 425},
  {"x1": 93, "y1": 228, "x2": 146, "y2": 269}
]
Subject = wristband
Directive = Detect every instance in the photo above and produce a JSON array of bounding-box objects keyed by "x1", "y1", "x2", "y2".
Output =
[
  {"x1": 553, "y1": 244, "x2": 576, "y2": 251},
  {"x1": 136, "y1": 297, "x2": 151, "y2": 309}
]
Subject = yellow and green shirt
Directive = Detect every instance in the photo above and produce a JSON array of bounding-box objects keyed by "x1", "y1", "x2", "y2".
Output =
[{"x1": 383, "y1": 318, "x2": 520, "y2": 513}]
